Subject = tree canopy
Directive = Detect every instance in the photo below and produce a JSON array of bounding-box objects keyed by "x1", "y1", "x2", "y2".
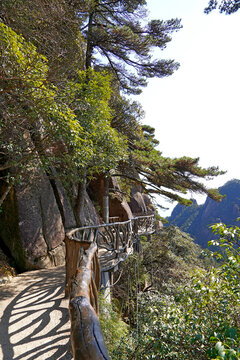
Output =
[
  {"x1": 116, "y1": 125, "x2": 224, "y2": 205},
  {"x1": 0, "y1": 0, "x2": 85, "y2": 83},
  {"x1": 0, "y1": 0, "x2": 224, "y2": 210},
  {"x1": 0, "y1": 22, "x2": 125, "y2": 209},
  {"x1": 0, "y1": 23, "x2": 84, "y2": 180},
  {"x1": 76, "y1": 0, "x2": 182, "y2": 94},
  {"x1": 205, "y1": 0, "x2": 240, "y2": 14},
  {"x1": 109, "y1": 222, "x2": 240, "y2": 359}
]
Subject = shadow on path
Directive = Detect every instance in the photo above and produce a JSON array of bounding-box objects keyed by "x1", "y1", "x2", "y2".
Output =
[{"x1": 0, "y1": 267, "x2": 72, "y2": 360}]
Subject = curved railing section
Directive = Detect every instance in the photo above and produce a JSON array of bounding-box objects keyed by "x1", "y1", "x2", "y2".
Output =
[
  {"x1": 132, "y1": 214, "x2": 155, "y2": 236},
  {"x1": 65, "y1": 214, "x2": 155, "y2": 360},
  {"x1": 66, "y1": 219, "x2": 132, "y2": 273},
  {"x1": 65, "y1": 215, "x2": 155, "y2": 278}
]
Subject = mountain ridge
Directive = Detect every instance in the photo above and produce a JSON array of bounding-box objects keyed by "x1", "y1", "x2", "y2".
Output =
[{"x1": 167, "y1": 179, "x2": 240, "y2": 247}]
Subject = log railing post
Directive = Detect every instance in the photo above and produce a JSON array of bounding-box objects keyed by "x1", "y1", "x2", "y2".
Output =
[{"x1": 69, "y1": 241, "x2": 110, "y2": 360}]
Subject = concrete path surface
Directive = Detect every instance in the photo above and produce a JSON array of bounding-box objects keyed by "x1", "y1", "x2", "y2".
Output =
[{"x1": 0, "y1": 266, "x2": 73, "y2": 360}]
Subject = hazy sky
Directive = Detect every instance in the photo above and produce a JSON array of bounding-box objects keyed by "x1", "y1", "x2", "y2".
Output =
[{"x1": 137, "y1": 0, "x2": 240, "y2": 215}]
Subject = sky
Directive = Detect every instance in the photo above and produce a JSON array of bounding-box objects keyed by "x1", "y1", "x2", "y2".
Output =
[{"x1": 137, "y1": 0, "x2": 240, "y2": 216}]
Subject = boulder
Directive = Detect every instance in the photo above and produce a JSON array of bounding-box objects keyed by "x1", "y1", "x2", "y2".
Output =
[
  {"x1": 129, "y1": 185, "x2": 154, "y2": 215},
  {"x1": 83, "y1": 192, "x2": 102, "y2": 226},
  {"x1": 48, "y1": 168, "x2": 77, "y2": 229},
  {"x1": 109, "y1": 176, "x2": 133, "y2": 221}
]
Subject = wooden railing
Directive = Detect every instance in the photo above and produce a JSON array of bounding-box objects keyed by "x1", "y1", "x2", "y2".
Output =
[{"x1": 65, "y1": 214, "x2": 155, "y2": 360}]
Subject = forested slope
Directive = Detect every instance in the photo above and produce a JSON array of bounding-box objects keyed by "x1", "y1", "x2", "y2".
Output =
[{"x1": 99, "y1": 223, "x2": 240, "y2": 359}]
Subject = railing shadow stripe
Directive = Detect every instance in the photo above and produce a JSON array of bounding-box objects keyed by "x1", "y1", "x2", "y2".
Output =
[{"x1": 0, "y1": 269, "x2": 72, "y2": 360}]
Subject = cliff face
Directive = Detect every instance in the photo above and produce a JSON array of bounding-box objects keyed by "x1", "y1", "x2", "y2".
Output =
[
  {"x1": 167, "y1": 179, "x2": 240, "y2": 248},
  {"x1": 0, "y1": 169, "x2": 66, "y2": 271},
  {"x1": 0, "y1": 169, "x2": 153, "y2": 271},
  {"x1": 0, "y1": 167, "x2": 103, "y2": 271}
]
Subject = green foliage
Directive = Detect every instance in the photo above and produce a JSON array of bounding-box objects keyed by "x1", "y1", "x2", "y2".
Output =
[
  {"x1": 205, "y1": 0, "x2": 240, "y2": 14},
  {"x1": 116, "y1": 222, "x2": 240, "y2": 359},
  {"x1": 117, "y1": 124, "x2": 224, "y2": 206},
  {"x1": 113, "y1": 227, "x2": 205, "y2": 326},
  {"x1": 1, "y1": 0, "x2": 85, "y2": 81},
  {"x1": 0, "y1": 22, "x2": 85, "y2": 178},
  {"x1": 0, "y1": 1, "x2": 224, "y2": 211},
  {"x1": 99, "y1": 293, "x2": 129, "y2": 357},
  {"x1": 63, "y1": 68, "x2": 127, "y2": 175},
  {"x1": 141, "y1": 227, "x2": 205, "y2": 290},
  {"x1": 0, "y1": 23, "x2": 127, "y2": 197},
  {"x1": 78, "y1": 0, "x2": 182, "y2": 94},
  {"x1": 110, "y1": 95, "x2": 143, "y2": 143}
]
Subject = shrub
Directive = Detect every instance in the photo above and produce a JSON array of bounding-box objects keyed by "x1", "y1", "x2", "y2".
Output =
[{"x1": 114, "y1": 222, "x2": 240, "y2": 359}]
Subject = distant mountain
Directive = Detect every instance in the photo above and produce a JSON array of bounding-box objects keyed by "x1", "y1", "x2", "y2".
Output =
[{"x1": 167, "y1": 179, "x2": 240, "y2": 248}]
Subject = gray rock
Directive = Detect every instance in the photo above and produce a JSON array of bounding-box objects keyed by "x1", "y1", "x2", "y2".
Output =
[
  {"x1": 0, "y1": 167, "x2": 65, "y2": 270},
  {"x1": 49, "y1": 168, "x2": 77, "y2": 229},
  {"x1": 129, "y1": 185, "x2": 154, "y2": 215}
]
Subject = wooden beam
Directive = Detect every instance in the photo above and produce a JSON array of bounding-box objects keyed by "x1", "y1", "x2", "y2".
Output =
[
  {"x1": 69, "y1": 242, "x2": 110, "y2": 360},
  {"x1": 69, "y1": 296, "x2": 109, "y2": 360}
]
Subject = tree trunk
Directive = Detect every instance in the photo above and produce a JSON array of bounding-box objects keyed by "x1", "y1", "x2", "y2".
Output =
[
  {"x1": 75, "y1": 170, "x2": 87, "y2": 226},
  {"x1": 85, "y1": 11, "x2": 94, "y2": 69},
  {"x1": 0, "y1": 184, "x2": 12, "y2": 207}
]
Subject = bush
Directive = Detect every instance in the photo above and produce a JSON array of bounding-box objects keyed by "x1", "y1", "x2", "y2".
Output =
[
  {"x1": 99, "y1": 293, "x2": 129, "y2": 358},
  {"x1": 114, "y1": 222, "x2": 240, "y2": 359}
]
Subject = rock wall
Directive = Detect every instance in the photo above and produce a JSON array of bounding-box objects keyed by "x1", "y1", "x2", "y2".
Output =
[
  {"x1": 109, "y1": 176, "x2": 133, "y2": 221},
  {"x1": 0, "y1": 169, "x2": 155, "y2": 271},
  {"x1": 0, "y1": 168, "x2": 68, "y2": 270},
  {"x1": 0, "y1": 167, "x2": 102, "y2": 271}
]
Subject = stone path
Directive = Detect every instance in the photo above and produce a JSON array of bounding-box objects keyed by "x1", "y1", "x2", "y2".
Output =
[{"x1": 0, "y1": 266, "x2": 73, "y2": 360}]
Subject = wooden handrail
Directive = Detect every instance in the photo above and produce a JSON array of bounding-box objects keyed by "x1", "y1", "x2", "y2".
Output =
[
  {"x1": 66, "y1": 214, "x2": 154, "y2": 236},
  {"x1": 65, "y1": 214, "x2": 155, "y2": 360}
]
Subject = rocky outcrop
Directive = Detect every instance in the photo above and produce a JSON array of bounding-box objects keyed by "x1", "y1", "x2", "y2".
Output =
[
  {"x1": 48, "y1": 168, "x2": 76, "y2": 229},
  {"x1": 109, "y1": 176, "x2": 133, "y2": 221},
  {"x1": 0, "y1": 168, "x2": 133, "y2": 271},
  {"x1": 128, "y1": 185, "x2": 155, "y2": 215},
  {"x1": 0, "y1": 164, "x2": 107, "y2": 271},
  {"x1": 0, "y1": 168, "x2": 67, "y2": 271},
  {"x1": 83, "y1": 192, "x2": 102, "y2": 226}
]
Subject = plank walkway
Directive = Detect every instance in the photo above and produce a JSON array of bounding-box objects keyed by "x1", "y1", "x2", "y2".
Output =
[{"x1": 0, "y1": 266, "x2": 72, "y2": 360}]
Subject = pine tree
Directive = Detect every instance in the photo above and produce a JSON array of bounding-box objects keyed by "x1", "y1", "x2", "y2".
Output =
[
  {"x1": 205, "y1": 0, "x2": 240, "y2": 14},
  {"x1": 0, "y1": 0, "x2": 85, "y2": 83},
  {"x1": 115, "y1": 125, "x2": 224, "y2": 206},
  {"x1": 0, "y1": 0, "x2": 224, "y2": 212},
  {"x1": 75, "y1": 0, "x2": 182, "y2": 94}
]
